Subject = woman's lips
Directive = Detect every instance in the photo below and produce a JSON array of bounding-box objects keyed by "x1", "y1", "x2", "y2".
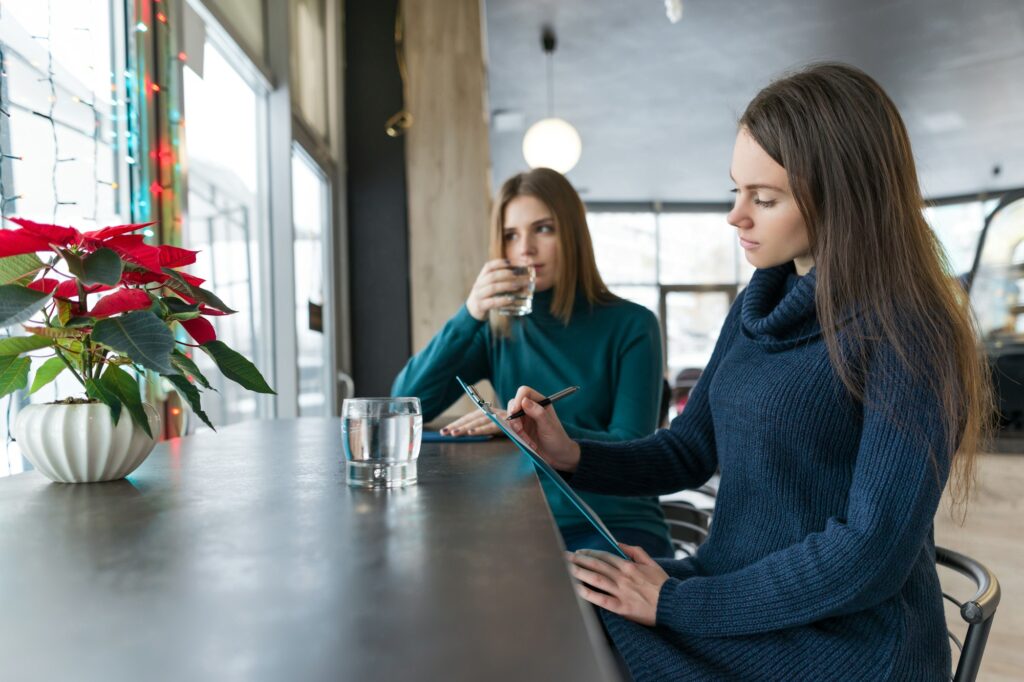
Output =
[{"x1": 739, "y1": 237, "x2": 760, "y2": 250}]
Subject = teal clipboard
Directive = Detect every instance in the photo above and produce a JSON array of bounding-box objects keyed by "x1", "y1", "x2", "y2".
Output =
[{"x1": 456, "y1": 376, "x2": 629, "y2": 560}]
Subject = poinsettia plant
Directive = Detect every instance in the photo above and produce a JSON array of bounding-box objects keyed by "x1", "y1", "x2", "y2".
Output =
[{"x1": 0, "y1": 217, "x2": 274, "y2": 436}]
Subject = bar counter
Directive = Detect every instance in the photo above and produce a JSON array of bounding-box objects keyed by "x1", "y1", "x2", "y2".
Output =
[{"x1": 0, "y1": 418, "x2": 617, "y2": 681}]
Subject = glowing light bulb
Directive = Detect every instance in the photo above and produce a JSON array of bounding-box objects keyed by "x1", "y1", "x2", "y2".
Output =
[{"x1": 522, "y1": 118, "x2": 582, "y2": 174}]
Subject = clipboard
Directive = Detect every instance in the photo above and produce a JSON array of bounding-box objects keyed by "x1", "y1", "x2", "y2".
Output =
[{"x1": 456, "y1": 376, "x2": 629, "y2": 560}]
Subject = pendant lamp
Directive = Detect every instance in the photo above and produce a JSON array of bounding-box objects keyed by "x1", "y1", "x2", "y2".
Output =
[{"x1": 522, "y1": 27, "x2": 582, "y2": 174}]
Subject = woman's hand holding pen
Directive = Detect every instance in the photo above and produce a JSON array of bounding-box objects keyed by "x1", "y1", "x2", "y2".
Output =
[
  {"x1": 466, "y1": 259, "x2": 534, "y2": 321},
  {"x1": 566, "y1": 545, "x2": 669, "y2": 627},
  {"x1": 506, "y1": 386, "x2": 581, "y2": 472}
]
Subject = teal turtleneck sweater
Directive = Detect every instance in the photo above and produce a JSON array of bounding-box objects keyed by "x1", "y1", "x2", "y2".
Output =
[
  {"x1": 391, "y1": 288, "x2": 669, "y2": 542},
  {"x1": 572, "y1": 264, "x2": 953, "y2": 681}
]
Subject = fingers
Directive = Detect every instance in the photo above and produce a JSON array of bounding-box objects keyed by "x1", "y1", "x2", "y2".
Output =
[
  {"x1": 440, "y1": 412, "x2": 492, "y2": 436},
  {"x1": 507, "y1": 385, "x2": 547, "y2": 417},
  {"x1": 573, "y1": 544, "x2": 626, "y2": 569},
  {"x1": 574, "y1": 582, "x2": 617, "y2": 610},
  {"x1": 619, "y1": 543, "x2": 654, "y2": 566}
]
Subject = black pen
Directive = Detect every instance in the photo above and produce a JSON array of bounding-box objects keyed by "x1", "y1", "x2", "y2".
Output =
[{"x1": 507, "y1": 385, "x2": 580, "y2": 420}]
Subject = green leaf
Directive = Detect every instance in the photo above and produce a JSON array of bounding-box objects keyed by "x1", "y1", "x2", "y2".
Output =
[
  {"x1": 200, "y1": 340, "x2": 275, "y2": 394},
  {"x1": 170, "y1": 349, "x2": 212, "y2": 389},
  {"x1": 0, "y1": 354, "x2": 31, "y2": 398},
  {"x1": 0, "y1": 253, "x2": 45, "y2": 285},
  {"x1": 59, "y1": 249, "x2": 85, "y2": 278},
  {"x1": 62, "y1": 247, "x2": 123, "y2": 286},
  {"x1": 162, "y1": 269, "x2": 237, "y2": 314},
  {"x1": 91, "y1": 311, "x2": 175, "y2": 374},
  {"x1": 85, "y1": 378, "x2": 121, "y2": 425},
  {"x1": 159, "y1": 297, "x2": 201, "y2": 321},
  {"x1": 100, "y1": 364, "x2": 152, "y2": 438},
  {"x1": 0, "y1": 334, "x2": 53, "y2": 355},
  {"x1": 23, "y1": 325, "x2": 88, "y2": 339},
  {"x1": 56, "y1": 300, "x2": 71, "y2": 325},
  {"x1": 29, "y1": 357, "x2": 66, "y2": 394},
  {"x1": 83, "y1": 248, "x2": 124, "y2": 286},
  {"x1": 164, "y1": 373, "x2": 215, "y2": 431},
  {"x1": 0, "y1": 285, "x2": 51, "y2": 328}
]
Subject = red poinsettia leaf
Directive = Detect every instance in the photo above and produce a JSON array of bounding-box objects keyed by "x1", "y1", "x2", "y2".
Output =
[
  {"x1": 0, "y1": 228, "x2": 55, "y2": 257},
  {"x1": 119, "y1": 269, "x2": 169, "y2": 286},
  {"x1": 26, "y1": 277, "x2": 60, "y2": 294},
  {"x1": 5, "y1": 217, "x2": 81, "y2": 247},
  {"x1": 178, "y1": 271, "x2": 205, "y2": 287},
  {"x1": 89, "y1": 289, "x2": 153, "y2": 319},
  {"x1": 54, "y1": 280, "x2": 111, "y2": 299},
  {"x1": 158, "y1": 244, "x2": 199, "y2": 268},
  {"x1": 198, "y1": 304, "x2": 229, "y2": 317},
  {"x1": 83, "y1": 221, "x2": 155, "y2": 242},
  {"x1": 181, "y1": 316, "x2": 216, "y2": 344},
  {"x1": 103, "y1": 235, "x2": 164, "y2": 273}
]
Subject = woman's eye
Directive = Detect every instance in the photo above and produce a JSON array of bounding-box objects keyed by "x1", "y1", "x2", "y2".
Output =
[
  {"x1": 753, "y1": 197, "x2": 776, "y2": 208},
  {"x1": 503, "y1": 232, "x2": 517, "y2": 241},
  {"x1": 536, "y1": 224, "x2": 555, "y2": 233}
]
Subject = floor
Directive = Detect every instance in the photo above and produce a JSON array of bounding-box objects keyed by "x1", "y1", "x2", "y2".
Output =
[{"x1": 934, "y1": 450, "x2": 1024, "y2": 681}]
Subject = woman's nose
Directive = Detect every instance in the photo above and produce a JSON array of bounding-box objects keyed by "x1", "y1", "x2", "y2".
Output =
[
  {"x1": 727, "y1": 204, "x2": 752, "y2": 230},
  {"x1": 517, "y1": 235, "x2": 537, "y2": 257}
]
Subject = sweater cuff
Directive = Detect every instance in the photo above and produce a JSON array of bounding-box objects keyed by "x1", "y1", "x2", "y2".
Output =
[
  {"x1": 451, "y1": 303, "x2": 486, "y2": 332},
  {"x1": 567, "y1": 438, "x2": 628, "y2": 493}
]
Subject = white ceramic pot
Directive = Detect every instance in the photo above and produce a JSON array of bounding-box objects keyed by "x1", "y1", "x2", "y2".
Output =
[{"x1": 13, "y1": 402, "x2": 161, "y2": 483}]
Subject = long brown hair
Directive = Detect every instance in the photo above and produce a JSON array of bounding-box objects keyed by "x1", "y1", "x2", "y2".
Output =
[
  {"x1": 489, "y1": 168, "x2": 618, "y2": 335},
  {"x1": 740, "y1": 63, "x2": 992, "y2": 516}
]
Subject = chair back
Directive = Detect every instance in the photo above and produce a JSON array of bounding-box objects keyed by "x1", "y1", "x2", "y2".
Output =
[{"x1": 936, "y1": 546, "x2": 1001, "y2": 682}]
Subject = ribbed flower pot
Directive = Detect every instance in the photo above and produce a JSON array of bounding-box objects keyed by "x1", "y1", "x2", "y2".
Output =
[{"x1": 14, "y1": 402, "x2": 161, "y2": 483}]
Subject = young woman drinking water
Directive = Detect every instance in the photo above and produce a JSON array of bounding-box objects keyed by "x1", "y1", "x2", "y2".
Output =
[
  {"x1": 506, "y1": 63, "x2": 992, "y2": 681},
  {"x1": 393, "y1": 168, "x2": 673, "y2": 558}
]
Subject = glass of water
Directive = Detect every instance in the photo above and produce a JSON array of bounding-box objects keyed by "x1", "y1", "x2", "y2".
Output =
[
  {"x1": 342, "y1": 397, "x2": 423, "y2": 488},
  {"x1": 498, "y1": 264, "x2": 536, "y2": 316}
]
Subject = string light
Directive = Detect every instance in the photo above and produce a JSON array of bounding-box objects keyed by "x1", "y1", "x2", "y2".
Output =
[{"x1": 136, "y1": 22, "x2": 148, "y2": 33}]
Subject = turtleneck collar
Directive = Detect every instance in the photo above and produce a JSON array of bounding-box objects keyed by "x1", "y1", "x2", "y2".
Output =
[{"x1": 741, "y1": 263, "x2": 820, "y2": 350}]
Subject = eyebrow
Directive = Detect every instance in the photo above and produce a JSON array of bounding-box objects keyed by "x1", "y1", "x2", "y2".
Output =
[
  {"x1": 728, "y1": 172, "x2": 784, "y2": 193},
  {"x1": 503, "y1": 217, "x2": 554, "y2": 230}
]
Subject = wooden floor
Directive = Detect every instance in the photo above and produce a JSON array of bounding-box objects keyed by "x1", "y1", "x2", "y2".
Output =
[{"x1": 934, "y1": 450, "x2": 1024, "y2": 681}]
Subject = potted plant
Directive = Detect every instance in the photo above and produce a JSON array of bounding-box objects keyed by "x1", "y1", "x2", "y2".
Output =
[{"x1": 0, "y1": 217, "x2": 274, "y2": 482}]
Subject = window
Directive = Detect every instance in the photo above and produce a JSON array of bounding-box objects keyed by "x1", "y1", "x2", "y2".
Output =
[
  {"x1": 925, "y1": 200, "x2": 997, "y2": 276},
  {"x1": 1, "y1": 0, "x2": 129, "y2": 476},
  {"x1": 292, "y1": 145, "x2": 331, "y2": 416},
  {"x1": 182, "y1": 27, "x2": 271, "y2": 428},
  {"x1": 588, "y1": 207, "x2": 741, "y2": 385}
]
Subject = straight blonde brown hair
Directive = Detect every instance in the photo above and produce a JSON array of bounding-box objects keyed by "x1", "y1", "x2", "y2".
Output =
[
  {"x1": 489, "y1": 168, "x2": 618, "y2": 335},
  {"x1": 740, "y1": 63, "x2": 993, "y2": 517}
]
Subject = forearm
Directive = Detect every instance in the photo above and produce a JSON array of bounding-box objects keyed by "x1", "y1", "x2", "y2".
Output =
[{"x1": 391, "y1": 305, "x2": 489, "y2": 420}]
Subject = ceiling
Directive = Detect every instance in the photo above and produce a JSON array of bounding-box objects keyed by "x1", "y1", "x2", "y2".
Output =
[{"x1": 483, "y1": 0, "x2": 1024, "y2": 203}]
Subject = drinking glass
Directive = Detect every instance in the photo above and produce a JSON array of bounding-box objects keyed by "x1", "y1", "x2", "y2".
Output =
[
  {"x1": 498, "y1": 264, "x2": 536, "y2": 316},
  {"x1": 342, "y1": 397, "x2": 422, "y2": 488}
]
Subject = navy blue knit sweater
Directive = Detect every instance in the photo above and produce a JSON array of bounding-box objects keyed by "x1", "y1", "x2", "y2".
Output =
[{"x1": 572, "y1": 264, "x2": 952, "y2": 681}]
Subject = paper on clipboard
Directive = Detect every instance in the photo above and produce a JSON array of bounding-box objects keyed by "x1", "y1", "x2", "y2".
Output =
[{"x1": 456, "y1": 376, "x2": 629, "y2": 560}]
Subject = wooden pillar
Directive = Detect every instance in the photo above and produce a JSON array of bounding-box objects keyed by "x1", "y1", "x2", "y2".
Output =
[{"x1": 402, "y1": 0, "x2": 494, "y2": 415}]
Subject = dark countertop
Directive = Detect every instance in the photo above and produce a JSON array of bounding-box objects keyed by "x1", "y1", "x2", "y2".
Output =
[{"x1": 0, "y1": 418, "x2": 617, "y2": 681}]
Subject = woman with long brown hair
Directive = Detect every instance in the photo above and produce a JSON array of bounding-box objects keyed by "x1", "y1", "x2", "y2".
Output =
[
  {"x1": 393, "y1": 168, "x2": 673, "y2": 558},
  {"x1": 506, "y1": 63, "x2": 992, "y2": 680}
]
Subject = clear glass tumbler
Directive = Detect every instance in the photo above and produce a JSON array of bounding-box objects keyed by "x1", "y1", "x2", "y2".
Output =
[
  {"x1": 341, "y1": 397, "x2": 422, "y2": 488},
  {"x1": 497, "y1": 264, "x2": 536, "y2": 316}
]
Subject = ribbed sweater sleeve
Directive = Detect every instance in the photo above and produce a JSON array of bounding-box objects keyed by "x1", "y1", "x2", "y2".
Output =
[
  {"x1": 568, "y1": 296, "x2": 743, "y2": 494},
  {"x1": 654, "y1": 343, "x2": 951, "y2": 637},
  {"x1": 390, "y1": 305, "x2": 490, "y2": 421},
  {"x1": 562, "y1": 309, "x2": 663, "y2": 442}
]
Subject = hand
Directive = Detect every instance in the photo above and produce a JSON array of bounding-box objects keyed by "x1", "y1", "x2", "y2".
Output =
[
  {"x1": 439, "y1": 409, "x2": 506, "y2": 437},
  {"x1": 506, "y1": 385, "x2": 580, "y2": 471},
  {"x1": 566, "y1": 545, "x2": 669, "y2": 627},
  {"x1": 466, "y1": 259, "x2": 533, "y2": 321}
]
